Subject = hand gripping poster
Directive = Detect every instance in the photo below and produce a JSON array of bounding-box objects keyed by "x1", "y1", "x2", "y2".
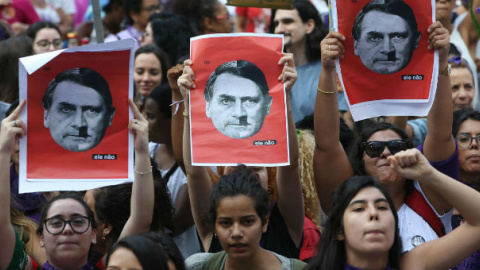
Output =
[
  {"x1": 189, "y1": 34, "x2": 288, "y2": 166},
  {"x1": 330, "y1": 0, "x2": 437, "y2": 121},
  {"x1": 18, "y1": 39, "x2": 135, "y2": 193}
]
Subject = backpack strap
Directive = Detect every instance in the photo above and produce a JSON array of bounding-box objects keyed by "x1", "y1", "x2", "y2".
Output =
[
  {"x1": 405, "y1": 189, "x2": 445, "y2": 237},
  {"x1": 203, "y1": 251, "x2": 227, "y2": 270}
]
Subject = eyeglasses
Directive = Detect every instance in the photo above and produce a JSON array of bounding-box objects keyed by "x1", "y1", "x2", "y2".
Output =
[
  {"x1": 456, "y1": 133, "x2": 480, "y2": 149},
  {"x1": 44, "y1": 216, "x2": 91, "y2": 235},
  {"x1": 142, "y1": 4, "x2": 162, "y2": 12},
  {"x1": 36, "y1": 39, "x2": 63, "y2": 49},
  {"x1": 362, "y1": 140, "x2": 411, "y2": 158}
]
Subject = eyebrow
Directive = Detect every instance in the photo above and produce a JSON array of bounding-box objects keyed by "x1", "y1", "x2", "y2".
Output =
[
  {"x1": 217, "y1": 215, "x2": 257, "y2": 219},
  {"x1": 349, "y1": 198, "x2": 389, "y2": 206},
  {"x1": 47, "y1": 213, "x2": 86, "y2": 219},
  {"x1": 274, "y1": 17, "x2": 295, "y2": 24},
  {"x1": 57, "y1": 102, "x2": 103, "y2": 110},
  {"x1": 218, "y1": 94, "x2": 235, "y2": 99}
]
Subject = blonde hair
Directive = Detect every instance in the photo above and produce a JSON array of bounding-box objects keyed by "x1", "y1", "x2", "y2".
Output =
[
  {"x1": 11, "y1": 205, "x2": 38, "y2": 243},
  {"x1": 298, "y1": 129, "x2": 324, "y2": 229}
]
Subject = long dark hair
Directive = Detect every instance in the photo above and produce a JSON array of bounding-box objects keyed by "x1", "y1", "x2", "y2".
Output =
[
  {"x1": 307, "y1": 176, "x2": 402, "y2": 270},
  {"x1": 135, "y1": 44, "x2": 170, "y2": 85},
  {"x1": 93, "y1": 159, "x2": 174, "y2": 245},
  {"x1": 106, "y1": 231, "x2": 170, "y2": 270},
  {"x1": 0, "y1": 35, "x2": 33, "y2": 103},
  {"x1": 149, "y1": 12, "x2": 195, "y2": 65}
]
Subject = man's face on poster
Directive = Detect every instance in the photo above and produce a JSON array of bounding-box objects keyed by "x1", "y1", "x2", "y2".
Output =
[
  {"x1": 206, "y1": 73, "x2": 272, "y2": 139},
  {"x1": 44, "y1": 81, "x2": 115, "y2": 152},
  {"x1": 353, "y1": 10, "x2": 420, "y2": 74}
]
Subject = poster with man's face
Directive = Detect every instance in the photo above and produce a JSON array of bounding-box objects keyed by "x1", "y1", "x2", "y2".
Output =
[
  {"x1": 19, "y1": 40, "x2": 134, "y2": 193},
  {"x1": 331, "y1": 0, "x2": 437, "y2": 121},
  {"x1": 189, "y1": 34, "x2": 288, "y2": 166}
]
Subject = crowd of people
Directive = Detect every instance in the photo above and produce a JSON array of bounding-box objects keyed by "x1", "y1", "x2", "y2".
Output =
[{"x1": 2, "y1": 0, "x2": 480, "y2": 269}]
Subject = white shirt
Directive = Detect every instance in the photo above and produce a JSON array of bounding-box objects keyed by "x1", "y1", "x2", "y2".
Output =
[
  {"x1": 397, "y1": 181, "x2": 453, "y2": 253},
  {"x1": 46, "y1": 0, "x2": 76, "y2": 14},
  {"x1": 149, "y1": 142, "x2": 201, "y2": 259}
]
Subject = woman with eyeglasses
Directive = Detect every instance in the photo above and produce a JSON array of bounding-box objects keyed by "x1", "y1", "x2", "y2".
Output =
[
  {"x1": 26, "y1": 21, "x2": 63, "y2": 55},
  {"x1": 0, "y1": 99, "x2": 154, "y2": 270},
  {"x1": 453, "y1": 110, "x2": 480, "y2": 187},
  {"x1": 450, "y1": 109, "x2": 480, "y2": 270},
  {"x1": 314, "y1": 21, "x2": 458, "y2": 254}
]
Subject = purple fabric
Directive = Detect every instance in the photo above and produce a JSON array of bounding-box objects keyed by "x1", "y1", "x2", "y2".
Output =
[
  {"x1": 452, "y1": 251, "x2": 480, "y2": 270},
  {"x1": 10, "y1": 165, "x2": 46, "y2": 223},
  {"x1": 452, "y1": 215, "x2": 480, "y2": 269},
  {"x1": 417, "y1": 143, "x2": 459, "y2": 180},
  {"x1": 43, "y1": 261, "x2": 96, "y2": 270},
  {"x1": 104, "y1": 25, "x2": 141, "y2": 50},
  {"x1": 345, "y1": 263, "x2": 392, "y2": 270}
]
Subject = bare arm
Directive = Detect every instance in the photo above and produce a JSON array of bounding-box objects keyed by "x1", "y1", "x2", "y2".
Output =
[
  {"x1": 178, "y1": 61, "x2": 214, "y2": 251},
  {"x1": 118, "y1": 99, "x2": 154, "y2": 240},
  {"x1": 314, "y1": 32, "x2": 354, "y2": 215},
  {"x1": 168, "y1": 64, "x2": 186, "y2": 173},
  {"x1": 421, "y1": 22, "x2": 456, "y2": 215},
  {"x1": 0, "y1": 101, "x2": 31, "y2": 270},
  {"x1": 276, "y1": 54, "x2": 304, "y2": 248},
  {"x1": 389, "y1": 149, "x2": 480, "y2": 270},
  {"x1": 56, "y1": 8, "x2": 74, "y2": 35}
]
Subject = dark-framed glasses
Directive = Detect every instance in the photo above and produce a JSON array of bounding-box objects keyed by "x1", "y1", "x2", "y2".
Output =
[
  {"x1": 362, "y1": 140, "x2": 411, "y2": 158},
  {"x1": 36, "y1": 39, "x2": 63, "y2": 49},
  {"x1": 455, "y1": 133, "x2": 480, "y2": 149},
  {"x1": 44, "y1": 216, "x2": 91, "y2": 235}
]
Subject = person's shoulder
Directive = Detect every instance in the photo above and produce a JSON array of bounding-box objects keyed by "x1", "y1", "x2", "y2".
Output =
[
  {"x1": 271, "y1": 252, "x2": 307, "y2": 270},
  {"x1": 185, "y1": 252, "x2": 213, "y2": 270}
]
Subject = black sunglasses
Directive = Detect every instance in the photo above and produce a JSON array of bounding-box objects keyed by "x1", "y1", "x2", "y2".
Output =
[{"x1": 362, "y1": 140, "x2": 411, "y2": 158}]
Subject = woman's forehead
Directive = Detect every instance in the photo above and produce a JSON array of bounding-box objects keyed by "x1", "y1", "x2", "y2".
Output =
[
  {"x1": 350, "y1": 187, "x2": 386, "y2": 203},
  {"x1": 367, "y1": 129, "x2": 402, "y2": 142},
  {"x1": 47, "y1": 198, "x2": 88, "y2": 218}
]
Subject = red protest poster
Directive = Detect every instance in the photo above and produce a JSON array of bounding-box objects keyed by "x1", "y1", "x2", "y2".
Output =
[
  {"x1": 19, "y1": 41, "x2": 133, "y2": 182},
  {"x1": 189, "y1": 34, "x2": 288, "y2": 166},
  {"x1": 331, "y1": 0, "x2": 436, "y2": 120}
]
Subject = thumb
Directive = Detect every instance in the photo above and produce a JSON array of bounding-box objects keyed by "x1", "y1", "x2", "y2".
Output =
[{"x1": 388, "y1": 156, "x2": 399, "y2": 171}]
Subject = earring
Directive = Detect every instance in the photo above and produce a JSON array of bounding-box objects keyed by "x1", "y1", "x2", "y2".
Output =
[
  {"x1": 40, "y1": 242, "x2": 44, "y2": 247},
  {"x1": 102, "y1": 235, "x2": 106, "y2": 240}
]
